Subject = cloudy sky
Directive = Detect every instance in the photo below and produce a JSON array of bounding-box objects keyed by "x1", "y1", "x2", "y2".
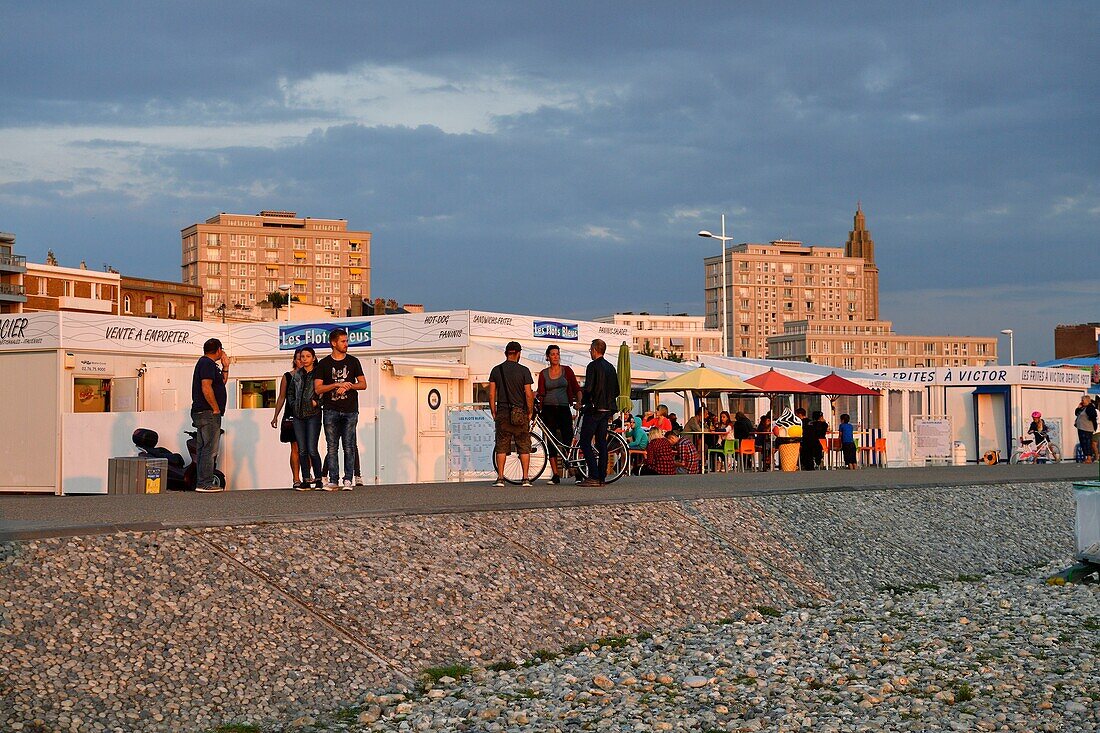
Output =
[{"x1": 1, "y1": 2, "x2": 1096, "y2": 361}]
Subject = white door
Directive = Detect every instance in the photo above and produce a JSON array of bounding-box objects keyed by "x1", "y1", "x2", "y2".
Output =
[
  {"x1": 416, "y1": 379, "x2": 451, "y2": 482},
  {"x1": 111, "y1": 377, "x2": 139, "y2": 412},
  {"x1": 976, "y1": 393, "x2": 1007, "y2": 457}
]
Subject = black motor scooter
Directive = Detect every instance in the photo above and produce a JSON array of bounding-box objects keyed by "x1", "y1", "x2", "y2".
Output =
[{"x1": 132, "y1": 427, "x2": 227, "y2": 491}]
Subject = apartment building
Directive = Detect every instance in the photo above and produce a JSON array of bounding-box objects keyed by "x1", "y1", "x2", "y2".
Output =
[
  {"x1": 704, "y1": 205, "x2": 994, "y2": 364},
  {"x1": 1055, "y1": 323, "x2": 1100, "y2": 358},
  {"x1": 704, "y1": 239, "x2": 876, "y2": 358},
  {"x1": 594, "y1": 313, "x2": 722, "y2": 361},
  {"x1": 0, "y1": 231, "x2": 27, "y2": 313},
  {"x1": 181, "y1": 210, "x2": 371, "y2": 318},
  {"x1": 767, "y1": 319, "x2": 998, "y2": 370}
]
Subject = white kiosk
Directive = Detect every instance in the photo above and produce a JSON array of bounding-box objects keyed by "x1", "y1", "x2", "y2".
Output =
[
  {"x1": 871, "y1": 366, "x2": 1091, "y2": 463},
  {"x1": 0, "y1": 310, "x2": 669, "y2": 493}
]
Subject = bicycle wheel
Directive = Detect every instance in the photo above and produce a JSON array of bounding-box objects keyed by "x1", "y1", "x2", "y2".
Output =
[
  {"x1": 1047, "y1": 444, "x2": 1061, "y2": 463},
  {"x1": 1008, "y1": 450, "x2": 1029, "y2": 465},
  {"x1": 500, "y1": 433, "x2": 548, "y2": 484},
  {"x1": 572, "y1": 433, "x2": 630, "y2": 484}
]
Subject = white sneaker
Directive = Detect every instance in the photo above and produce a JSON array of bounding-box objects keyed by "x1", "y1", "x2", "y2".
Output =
[
  {"x1": 323, "y1": 481, "x2": 339, "y2": 491},
  {"x1": 353, "y1": 476, "x2": 365, "y2": 486},
  {"x1": 341, "y1": 479, "x2": 354, "y2": 491},
  {"x1": 195, "y1": 486, "x2": 223, "y2": 493},
  {"x1": 492, "y1": 478, "x2": 506, "y2": 488}
]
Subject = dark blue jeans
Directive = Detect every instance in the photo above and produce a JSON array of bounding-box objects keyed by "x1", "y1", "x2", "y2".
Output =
[
  {"x1": 323, "y1": 410, "x2": 358, "y2": 483},
  {"x1": 191, "y1": 410, "x2": 222, "y2": 489},
  {"x1": 293, "y1": 413, "x2": 323, "y2": 482},
  {"x1": 580, "y1": 410, "x2": 611, "y2": 482},
  {"x1": 1079, "y1": 429, "x2": 1095, "y2": 460}
]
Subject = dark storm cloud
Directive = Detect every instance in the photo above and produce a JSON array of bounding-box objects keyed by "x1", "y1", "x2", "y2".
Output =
[{"x1": 1, "y1": 2, "x2": 1097, "y2": 361}]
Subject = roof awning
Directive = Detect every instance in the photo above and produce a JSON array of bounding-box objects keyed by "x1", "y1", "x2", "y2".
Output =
[
  {"x1": 972, "y1": 385, "x2": 1010, "y2": 395},
  {"x1": 386, "y1": 357, "x2": 468, "y2": 379}
]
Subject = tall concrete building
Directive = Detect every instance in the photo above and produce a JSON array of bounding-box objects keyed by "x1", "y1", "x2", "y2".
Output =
[
  {"x1": 181, "y1": 211, "x2": 371, "y2": 318},
  {"x1": 703, "y1": 206, "x2": 996, "y2": 368}
]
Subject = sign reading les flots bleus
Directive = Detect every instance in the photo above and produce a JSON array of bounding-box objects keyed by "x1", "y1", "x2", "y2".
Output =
[
  {"x1": 532, "y1": 320, "x2": 579, "y2": 340},
  {"x1": 279, "y1": 321, "x2": 372, "y2": 351}
]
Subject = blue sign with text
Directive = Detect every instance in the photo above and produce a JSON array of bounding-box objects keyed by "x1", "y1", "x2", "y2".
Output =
[
  {"x1": 278, "y1": 321, "x2": 372, "y2": 350},
  {"x1": 532, "y1": 320, "x2": 579, "y2": 340}
]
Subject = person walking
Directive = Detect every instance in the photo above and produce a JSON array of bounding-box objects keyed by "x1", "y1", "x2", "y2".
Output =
[
  {"x1": 190, "y1": 338, "x2": 229, "y2": 492},
  {"x1": 1074, "y1": 395, "x2": 1098, "y2": 463},
  {"x1": 314, "y1": 328, "x2": 365, "y2": 489},
  {"x1": 578, "y1": 338, "x2": 619, "y2": 487},
  {"x1": 270, "y1": 348, "x2": 303, "y2": 488},
  {"x1": 289, "y1": 346, "x2": 323, "y2": 490},
  {"x1": 489, "y1": 341, "x2": 535, "y2": 487},
  {"x1": 535, "y1": 344, "x2": 581, "y2": 484}
]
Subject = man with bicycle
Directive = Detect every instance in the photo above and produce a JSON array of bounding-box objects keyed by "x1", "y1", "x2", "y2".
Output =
[{"x1": 578, "y1": 338, "x2": 619, "y2": 487}]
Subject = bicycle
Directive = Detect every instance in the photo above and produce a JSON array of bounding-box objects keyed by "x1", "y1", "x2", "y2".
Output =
[
  {"x1": 1009, "y1": 434, "x2": 1061, "y2": 464},
  {"x1": 499, "y1": 410, "x2": 630, "y2": 485}
]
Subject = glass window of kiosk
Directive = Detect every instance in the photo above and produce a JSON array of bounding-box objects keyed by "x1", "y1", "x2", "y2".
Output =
[
  {"x1": 473, "y1": 382, "x2": 490, "y2": 406},
  {"x1": 239, "y1": 379, "x2": 277, "y2": 409},
  {"x1": 74, "y1": 378, "x2": 111, "y2": 413}
]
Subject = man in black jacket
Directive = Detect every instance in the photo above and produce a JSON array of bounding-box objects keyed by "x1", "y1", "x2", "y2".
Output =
[{"x1": 578, "y1": 338, "x2": 619, "y2": 486}]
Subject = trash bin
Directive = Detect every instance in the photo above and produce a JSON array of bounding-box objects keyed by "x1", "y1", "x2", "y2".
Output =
[
  {"x1": 778, "y1": 442, "x2": 800, "y2": 472},
  {"x1": 952, "y1": 441, "x2": 967, "y2": 466},
  {"x1": 108, "y1": 457, "x2": 168, "y2": 494},
  {"x1": 1073, "y1": 481, "x2": 1100, "y2": 559}
]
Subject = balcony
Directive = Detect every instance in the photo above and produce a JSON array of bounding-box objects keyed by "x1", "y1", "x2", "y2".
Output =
[
  {"x1": 0, "y1": 282, "x2": 27, "y2": 302},
  {"x1": 0, "y1": 253, "x2": 27, "y2": 273}
]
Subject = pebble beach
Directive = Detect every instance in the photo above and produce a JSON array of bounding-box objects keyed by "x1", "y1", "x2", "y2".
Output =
[{"x1": 1, "y1": 481, "x2": 1095, "y2": 732}]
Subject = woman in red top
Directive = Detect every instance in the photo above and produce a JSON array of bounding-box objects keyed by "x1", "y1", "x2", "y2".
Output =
[{"x1": 536, "y1": 345, "x2": 582, "y2": 484}]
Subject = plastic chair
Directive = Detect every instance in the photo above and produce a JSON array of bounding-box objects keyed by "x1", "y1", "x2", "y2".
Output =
[
  {"x1": 860, "y1": 438, "x2": 887, "y2": 467},
  {"x1": 735, "y1": 438, "x2": 757, "y2": 472},
  {"x1": 708, "y1": 439, "x2": 738, "y2": 472},
  {"x1": 628, "y1": 449, "x2": 648, "y2": 475}
]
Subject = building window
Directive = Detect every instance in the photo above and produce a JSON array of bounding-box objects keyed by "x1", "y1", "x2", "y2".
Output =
[
  {"x1": 188, "y1": 302, "x2": 196, "y2": 318},
  {"x1": 167, "y1": 300, "x2": 177, "y2": 318},
  {"x1": 144, "y1": 297, "x2": 154, "y2": 314},
  {"x1": 123, "y1": 295, "x2": 131, "y2": 313}
]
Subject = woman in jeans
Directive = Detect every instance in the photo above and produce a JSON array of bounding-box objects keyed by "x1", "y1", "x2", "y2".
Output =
[
  {"x1": 289, "y1": 346, "x2": 324, "y2": 489},
  {"x1": 535, "y1": 344, "x2": 581, "y2": 484},
  {"x1": 271, "y1": 349, "x2": 303, "y2": 488},
  {"x1": 1075, "y1": 395, "x2": 1098, "y2": 464}
]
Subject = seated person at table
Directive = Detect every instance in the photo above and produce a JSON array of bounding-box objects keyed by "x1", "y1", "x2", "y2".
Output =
[
  {"x1": 625, "y1": 413, "x2": 649, "y2": 450},
  {"x1": 641, "y1": 428, "x2": 676, "y2": 475},
  {"x1": 668, "y1": 412, "x2": 682, "y2": 432},
  {"x1": 683, "y1": 408, "x2": 707, "y2": 449},
  {"x1": 839, "y1": 413, "x2": 857, "y2": 470},
  {"x1": 733, "y1": 411, "x2": 754, "y2": 469},
  {"x1": 643, "y1": 406, "x2": 673, "y2": 432},
  {"x1": 756, "y1": 413, "x2": 773, "y2": 470},
  {"x1": 668, "y1": 429, "x2": 701, "y2": 474}
]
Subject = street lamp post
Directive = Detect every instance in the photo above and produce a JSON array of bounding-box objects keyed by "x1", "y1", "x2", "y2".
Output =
[
  {"x1": 698, "y1": 215, "x2": 732, "y2": 356},
  {"x1": 278, "y1": 283, "x2": 293, "y2": 323},
  {"x1": 1000, "y1": 329, "x2": 1014, "y2": 365}
]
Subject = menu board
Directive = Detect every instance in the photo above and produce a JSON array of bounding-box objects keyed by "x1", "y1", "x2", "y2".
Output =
[
  {"x1": 446, "y1": 407, "x2": 496, "y2": 478},
  {"x1": 912, "y1": 416, "x2": 952, "y2": 460}
]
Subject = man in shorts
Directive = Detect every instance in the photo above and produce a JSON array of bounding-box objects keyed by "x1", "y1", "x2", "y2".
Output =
[{"x1": 489, "y1": 341, "x2": 535, "y2": 487}]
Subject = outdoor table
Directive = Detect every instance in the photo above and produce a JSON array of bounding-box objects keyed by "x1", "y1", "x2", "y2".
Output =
[{"x1": 681, "y1": 431, "x2": 726, "y2": 473}]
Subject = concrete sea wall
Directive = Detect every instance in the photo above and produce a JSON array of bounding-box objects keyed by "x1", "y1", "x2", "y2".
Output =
[{"x1": 0, "y1": 482, "x2": 1076, "y2": 732}]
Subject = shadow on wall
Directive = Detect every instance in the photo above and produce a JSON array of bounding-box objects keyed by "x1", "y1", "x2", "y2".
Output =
[{"x1": 380, "y1": 396, "x2": 414, "y2": 484}]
